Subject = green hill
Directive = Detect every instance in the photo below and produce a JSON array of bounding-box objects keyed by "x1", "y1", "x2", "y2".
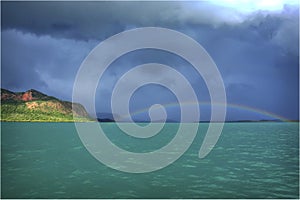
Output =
[{"x1": 1, "y1": 88, "x2": 93, "y2": 122}]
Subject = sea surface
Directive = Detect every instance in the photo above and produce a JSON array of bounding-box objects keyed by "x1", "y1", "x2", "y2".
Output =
[{"x1": 1, "y1": 122, "x2": 299, "y2": 198}]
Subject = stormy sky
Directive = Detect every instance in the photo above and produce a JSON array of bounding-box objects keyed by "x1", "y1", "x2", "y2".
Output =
[{"x1": 1, "y1": 1, "x2": 299, "y2": 121}]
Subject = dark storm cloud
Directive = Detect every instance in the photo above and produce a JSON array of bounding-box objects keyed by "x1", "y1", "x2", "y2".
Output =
[
  {"x1": 2, "y1": 2, "x2": 298, "y2": 45},
  {"x1": 1, "y1": 29, "x2": 97, "y2": 100},
  {"x1": 1, "y1": 1, "x2": 299, "y2": 120},
  {"x1": 2, "y1": 1, "x2": 173, "y2": 40}
]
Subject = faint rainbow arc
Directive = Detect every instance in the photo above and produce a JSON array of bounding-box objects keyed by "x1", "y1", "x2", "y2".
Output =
[{"x1": 118, "y1": 101, "x2": 290, "y2": 122}]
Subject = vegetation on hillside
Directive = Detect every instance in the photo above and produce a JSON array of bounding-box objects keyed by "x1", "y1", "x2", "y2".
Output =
[{"x1": 1, "y1": 89, "x2": 93, "y2": 122}]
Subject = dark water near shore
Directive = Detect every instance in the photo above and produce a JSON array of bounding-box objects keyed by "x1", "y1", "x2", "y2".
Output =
[{"x1": 1, "y1": 122, "x2": 299, "y2": 198}]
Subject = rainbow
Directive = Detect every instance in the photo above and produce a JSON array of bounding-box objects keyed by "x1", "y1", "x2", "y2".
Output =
[{"x1": 118, "y1": 101, "x2": 290, "y2": 122}]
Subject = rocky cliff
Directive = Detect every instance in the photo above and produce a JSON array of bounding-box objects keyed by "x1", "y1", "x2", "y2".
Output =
[{"x1": 1, "y1": 88, "x2": 92, "y2": 122}]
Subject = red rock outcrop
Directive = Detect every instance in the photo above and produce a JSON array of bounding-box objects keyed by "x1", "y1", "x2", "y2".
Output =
[{"x1": 22, "y1": 91, "x2": 33, "y2": 101}]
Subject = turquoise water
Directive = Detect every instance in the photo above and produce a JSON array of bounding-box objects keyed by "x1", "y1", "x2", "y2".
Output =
[{"x1": 1, "y1": 122, "x2": 299, "y2": 198}]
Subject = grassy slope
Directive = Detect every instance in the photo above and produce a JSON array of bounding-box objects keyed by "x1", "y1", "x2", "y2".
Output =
[{"x1": 1, "y1": 100, "x2": 93, "y2": 122}]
